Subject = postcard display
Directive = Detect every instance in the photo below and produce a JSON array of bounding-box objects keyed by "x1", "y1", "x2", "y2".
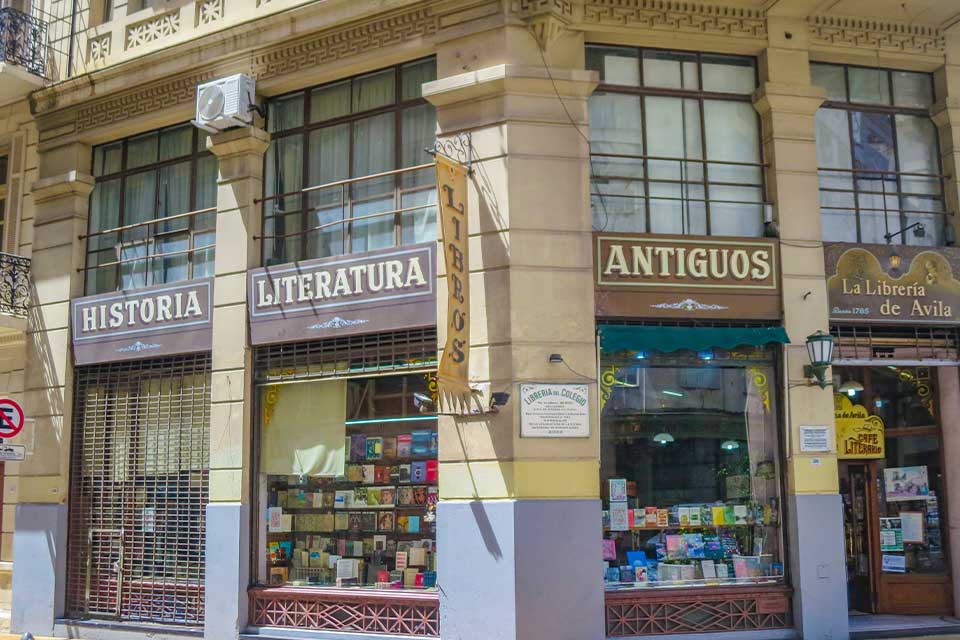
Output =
[
  {"x1": 260, "y1": 373, "x2": 438, "y2": 590},
  {"x1": 600, "y1": 348, "x2": 785, "y2": 590}
]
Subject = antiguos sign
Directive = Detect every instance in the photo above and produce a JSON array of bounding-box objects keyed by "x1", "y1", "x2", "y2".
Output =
[
  {"x1": 594, "y1": 233, "x2": 780, "y2": 320},
  {"x1": 248, "y1": 243, "x2": 436, "y2": 345},
  {"x1": 71, "y1": 279, "x2": 213, "y2": 364},
  {"x1": 835, "y1": 394, "x2": 885, "y2": 459},
  {"x1": 825, "y1": 244, "x2": 960, "y2": 324}
]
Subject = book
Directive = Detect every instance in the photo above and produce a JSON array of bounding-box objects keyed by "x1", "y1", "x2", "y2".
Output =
[
  {"x1": 656, "y1": 509, "x2": 669, "y2": 527},
  {"x1": 411, "y1": 431, "x2": 432, "y2": 456},
  {"x1": 348, "y1": 513, "x2": 362, "y2": 532},
  {"x1": 375, "y1": 465, "x2": 391, "y2": 484},
  {"x1": 404, "y1": 568, "x2": 420, "y2": 588},
  {"x1": 399, "y1": 464, "x2": 411, "y2": 483},
  {"x1": 269, "y1": 567, "x2": 288, "y2": 585},
  {"x1": 426, "y1": 460, "x2": 438, "y2": 483},
  {"x1": 379, "y1": 487, "x2": 396, "y2": 506},
  {"x1": 353, "y1": 487, "x2": 368, "y2": 505},
  {"x1": 353, "y1": 540, "x2": 364, "y2": 557},
  {"x1": 413, "y1": 486, "x2": 428, "y2": 506},
  {"x1": 366, "y1": 487, "x2": 382, "y2": 506},
  {"x1": 645, "y1": 507, "x2": 658, "y2": 527},
  {"x1": 382, "y1": 437, "x2": 397, "y2": 459},
  {"x1": 411, "y1": 461, "x2": 427, "y2": 483},
  {"x1": 362, "y1": 465, "x2": 376, "y2": 484},
  {"x1": 685, "y1": 533, "x2": 705, "y2": 559},
  {"x1": 351, "y1": 435, "x2": 367, "y2": 462},
  {"x1": 281, "y1": 514, "x2": 293, "y2": 532},
  {"x1": 703, "y1": 534, "x2": 723, "y2": 560},
  {"x1": 366, "y1": 437, "x2": 383, "y2": 460},
  {"x1": 429, "y1": 431, "x2": 438, "y2": 456},
  {"x1": 396, "y1": 551, "x2": 408, "y2": 570},
  {"x1": 267, "y1": 507, "x2": 283, "y2": 532},
  {"x1": 398, "y1": 486, "x2": 415, "y2": 506},
  {"x1": 602, "y1": 539, "x2": 617, "y2": 561},
  {"x1": 347, "y1": 465, "x2": 364, "y2": 482},
  {"x1": 665, "y1": 535, "x2": 686, "y2": 560},
  {"x1": 734, "y1": 504, "x2": 749, "y2": 525},
  {"x1": 268, "y1": 541, "x2": 281, "y2": 561},
  {"x1": 716, "y1": 563, "x2": 730, "y2": 578},
  {"x1": 374, "y1": 535, "x2": 387, "y2": 551},
  {"x1": 407, "y1": 516, "x2": 421, "y2": 534},
  {"x1": 422, "y1": 571, "x2": 437, "y2": 588},
  {"x1": 397, "y1": 435, "x2": 412, "y2": 457},
  {"x1": 334, "y1": 513, "x2": 349, "y2": 530},
  {"x1": 701, "y1": 560, "x2": 717, "y2": 579},
  {"x1": 609, "y1": 501, "x2": 629, "y2": 531},
  {"x1": 377, "y1": 512, "x2": 395, "y2": 532},
  {"x1": 334, "y1": 490, "x2": 353, "y2": 509},
  {"x1": 688, "y1": 507, "x2": 702, "y2": 526},
  {"x1": 608, "y1": 479, "x2": 627, "y2": 502},
  {"x1": 409, "y1": 546, "x2": 427, "y2": 567},
  {"x1": 678, "y1": 507, "x2": 691, "y2": 526},
  {"x1": 360, "y1": 512, "x2": 377, "y2": 531},
  {"x1": 712, "y1": 506, "x2": 726, "y2": 525}
]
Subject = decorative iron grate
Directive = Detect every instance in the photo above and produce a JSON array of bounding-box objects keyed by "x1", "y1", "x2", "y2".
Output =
[
  {"x1": 832, "y1": 324, "x2": 960, "y2": 363},
  {"x1": 605, "y1": 586, "x2": 792, "y2": 636},
  {"x1": 249, "y1": 587, "x2": 439, "y2": 637},
  {"x1": 66, "y1": 355, "x2": 211, "y2": 625},
  {"x1": 0, "y1": 252, "x2": 29, "y2": 317},
  {"x1": 254, "y1": 328, "x2": 437, "y2": 384},
  {"x1": 0, "y1": 7, "x2": 46, "y2": 78}
]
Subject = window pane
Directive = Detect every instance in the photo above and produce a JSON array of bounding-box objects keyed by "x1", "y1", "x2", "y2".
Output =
[
  {"x1": 268, "y1": 93, "x2": 304, "y2": 133},
  {"x1": 852, "y1": 111, "x2": 895, "y2": 173},
  {"x1": 593, "y1": 180, "x2": 645, "y2": 233},
  {"x1": 353, "y1": 69, "x2": 395, "y2": 113},
  {"x1": 265, "y1": 134, "x2": 303, "y2": 214},
  {"x1": 816, "y1": 109, "x2": 852, "y2": 170},
  {"x1": 401, "y1": 189, "x2": 437, "y2": 245},
  {"x1": 352, "y1": 112, "x2": 395, "y2": 200},
  {"x1": 127, "y1": 132, "x2": 159, "y2": 169},
  {"x1": 192, "y1": 246, "x2": 215, "y2": 279},
  {"x1": 94, "y1": 142, "x2": 122, "y2": 176},
  {"x1": 195, "y1": 155, "x2": 218, "y2": 210},
  {"x1": 821, "y1": 210, "x2": 858, "y2": 242},
  {"x1": 306, "y1": 206, "x2": 344, "y2": 259},
  {"x1": 351, "y1": 198, "x2": 395, "y2": 253},
  {"x1": 158, "y1": 161, "x2": 191, "y2": 221},
  {"x1": 402, "y1": 59, "x2": 437, "y2": 101},
  {"x1": 849, "y1": 67, "x2": 890, "y2": 105},
  {"x1": 701, "y1": 54, "x2": 755, "y2": 94},
  {"x1": 650, "y1": 184, "x2": 706, "y2": 235},
  {"x1": 88, "y1": 178, "x2": 121, "y2": 244},
  {"x1": 589, "y1": 93, "x2": 642, "y2": 156},
  {"x1": 895, "y1": 115, "x2": 940, "y2": 196},
  {"x1": 586, "y1": 45, "x2": 640, "y2": 86},
  {"x1": 159, "y1": 125, "x2": 193, "y2": 161},
  {"x1": 310, "y1": 81, "x2": 351, "y2": 123},
  {"x1": 642, "y1": 50, "x2": 698, "y2": 90},
  {"x1": 709, "y1": 187, "x2": 762, "y2": 237},
  {"x1": 892, "y1": 71, "x2": 933, "y2": 109},
  {"x1": 903, "y1": 212, "x2": 941, "y2": 247},
  {"x1": 811, "y1": 64, "x2": 847, "y2": 102},
  {"x1": 703, "y1": 101, "x2": 760, "y2": 183},
  {"x1": 645, "y1": 97, "x2": 702, "y2": 177},
  {"x1": 153, "y1": 234, "x2": 189, "y2": 284},
  {"x1": 124, "y1": 170, "x2": 157, "y2": 230},
  {"x1": 401, "y1": 104, "x2": 436, "y2": 171},
  {"x1": 307, "y1": 124, "x2": 349, "y2": 215},
  {"x1": 263, "y1": 210, "x2": 302, "y2": 266}
]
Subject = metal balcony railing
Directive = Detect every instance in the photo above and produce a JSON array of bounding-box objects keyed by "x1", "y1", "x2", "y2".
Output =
[
  {"x1": 0, "y1": 252, "x2": 30, "y2": 317},
  {"x1": 0, "y1": 6, "x2": 47, "y2": 78}
]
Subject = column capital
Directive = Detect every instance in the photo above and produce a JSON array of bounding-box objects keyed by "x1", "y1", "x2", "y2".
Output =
[
  {"x1": 752, "y1": 82, "x2": 826, "y2": 117},
  {"x1": 424, "y1": 64, "x2": 598, "y2": 107},
  {"x1": 206, "y1": 126, "x2": 270, "y2": 160},
  {"x1": 31, "y1": 171, "x2": 94, "y2": 205}
]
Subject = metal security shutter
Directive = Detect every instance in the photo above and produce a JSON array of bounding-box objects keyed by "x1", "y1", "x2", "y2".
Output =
[
  {"x1": 254, "y1": 328, "x2": 438, "y2": 384},
  {"x1": 831, "y1": 325, "x2": 960, "y2": 363},
  {"x1": 67, "y1": 355, "x2": 211, "y2": 625}
]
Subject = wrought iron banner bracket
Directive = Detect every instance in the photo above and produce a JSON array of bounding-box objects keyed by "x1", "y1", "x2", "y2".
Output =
[{"x1": 426, "y1": 132, "x2": 473, "y2": 175}]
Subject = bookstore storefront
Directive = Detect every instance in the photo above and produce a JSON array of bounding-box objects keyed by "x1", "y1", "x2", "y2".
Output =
[
  {"x1": 594, "y1": 234, "x2": 794, "y2": 635},
  {"x1": 67, "y1": 280, "x2": 214, "y2": 624},
  {"x1": 246, "y1": 243, "x2": 440, "y2": 635},
  {"x1": 826, "y1": 243, "x2": 958, "y2": 615}
]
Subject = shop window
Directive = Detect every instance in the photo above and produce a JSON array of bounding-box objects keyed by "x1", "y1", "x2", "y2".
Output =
[
  {"x1": 256, "y1": 367, "x2": 438, "y2": 590},
  {"x1": 811, "y1": 64, "x2": 945, "y2": 246},
  {"x1": 262, "y1": 59, "x2": 437, "y2": 266},
  {"x1": 586, "y1": 46, "x2": 764, "y2": 237},
  {"x1": 84, "y1": 124, "x2": 218, "y2": 295},
  {"x1": 600, "y1": 346, "x2": 784, "y2": 588}
]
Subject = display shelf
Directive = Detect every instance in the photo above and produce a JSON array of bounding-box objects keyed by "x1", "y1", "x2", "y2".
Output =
[
  {"x1": 280, "y1": 504, "x2": 432, "y2": 512},
  {"x1": 268, "y1": 530, "x2": 430, "y2": 538},
  {"x1": 605, "y1": 523, "x2": 765, "y2": 532}
]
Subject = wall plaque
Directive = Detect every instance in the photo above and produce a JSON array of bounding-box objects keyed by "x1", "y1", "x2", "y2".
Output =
[
  {"x1": 71, "y1": 279, "x2": 214, "y2": 365},
  {"x1": 834, "y1": 394, "x2": 885, "y2": 459},
  {"x1": 519, "y1": 383, "x2": 590, "y2": 438},
  {"x1": 594, "y1": 233, "x2": 780, "y2": 319},
  {"x1": 825, "y1": 243, "x2": 960, "y2": 324},
  {"x1": 248, "y1": 243, "x2": 436, "y2": 345}
]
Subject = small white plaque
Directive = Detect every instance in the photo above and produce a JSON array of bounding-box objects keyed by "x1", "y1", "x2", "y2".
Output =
[
  {"x1": 0, "y1": 444, "x2": 25, "y2": 461},
  {"x1": 799, "y1": 425, "x2": 831, "y2": 453},
  {"x1": 519, "y1": 383, "x2": 590, "y2": 438}
]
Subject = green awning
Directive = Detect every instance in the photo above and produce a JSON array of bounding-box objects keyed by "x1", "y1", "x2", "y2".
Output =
[{"x1": 599, "y1": 325, "x2": 790, "y2": 354}]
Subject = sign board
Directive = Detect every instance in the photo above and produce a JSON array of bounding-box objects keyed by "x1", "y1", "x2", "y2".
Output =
[
  {"x1": 72, "y1": 279, "x2": 213, "y2": 364},
  {"x1": 594, "y1": 233, "x2": 781, "y2": 320},
  {"x1": 519, "y1": 383, "x2": 590, "y2": 438},
  {"x1": 248, "y1": 243, "x2": 436, "y2": 345},
  {"x1": 799, "y1": 425, "x2": 831, "y2": 453},
  {"x1": 835, "y1": 395, "x2": 885, "y2": 459},
  {"x1": 0, "y1": 444, "x2": 24, "y2": 461},
  {"x1": 0, "y1": 399, "x2": 24, "y2": 439},
  {"x1": 825, "y1": 243, "x2": 960, "y2": 324},
  {"x1": 435, "y1": 154, "x2": 474, "y2": 413}
]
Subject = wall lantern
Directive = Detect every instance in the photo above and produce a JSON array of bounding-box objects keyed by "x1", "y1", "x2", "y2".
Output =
[{"x1": 804, "y1": 331, "x2": 834, "y2": 389}]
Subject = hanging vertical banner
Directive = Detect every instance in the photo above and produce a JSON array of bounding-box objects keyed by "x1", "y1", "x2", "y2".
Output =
[{"x1": 436, "y1": 153, "x2": 475, "y2": 413}]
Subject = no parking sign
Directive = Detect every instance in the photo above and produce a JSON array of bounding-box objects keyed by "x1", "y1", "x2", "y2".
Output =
[{"x1": 0, "y1": 399, "x2": 24, "y2": 439}]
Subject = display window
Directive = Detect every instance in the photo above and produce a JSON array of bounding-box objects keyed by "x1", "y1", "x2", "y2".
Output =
[
  {"x1": 255, "y1": 370, "x2": 438, "y2": 591},
  {"x1": 600, "y1": 346, "x2": 784, "y2": 589}
]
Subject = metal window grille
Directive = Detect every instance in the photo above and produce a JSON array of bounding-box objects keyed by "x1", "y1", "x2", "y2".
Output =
[
  {"x1": 831, "y1": 324, "x2": 960, "y2": 363},
  {"x1": 254, "y1": 328, "x2": 438, "y2": 384},
  {"x1": 67, "y1": 354, "x2": 211, "y2": 625}
]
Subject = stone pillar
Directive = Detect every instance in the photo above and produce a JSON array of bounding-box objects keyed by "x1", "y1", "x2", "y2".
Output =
[
  {"x1": 933, "y1": 32, "x2": 960, "y2": 254},
  {"x1": 204, "y1": 125, "x2": 269, "y2": 640},
  {"x1": 425, "y1": 26, "x2": 603, "y2": 640},
  {"x1": 754, "y1": 19, "x2": 849, "y2": 640},
  {"x1": 937, "y1": 366, "x2": 960, "y2": 616},
  {"x1": 11, "y1": 141, "x2": 93, "y2": 635}
]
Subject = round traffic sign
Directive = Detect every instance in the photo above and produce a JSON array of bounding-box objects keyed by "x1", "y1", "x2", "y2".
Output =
[{"x1": 0, "y1": 399, "x2": 24, "y2": 439}]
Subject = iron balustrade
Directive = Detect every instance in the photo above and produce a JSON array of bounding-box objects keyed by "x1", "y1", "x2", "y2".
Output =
[
  {"x1": 0, "y1": 6, "x2": 47, "y2": 78},
  {"x1": 0, "y1": 251, "x2": 30, "y2": 317}
]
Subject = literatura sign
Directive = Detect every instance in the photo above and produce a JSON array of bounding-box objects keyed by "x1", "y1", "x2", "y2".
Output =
[
  {"x1": 248, "y1": 243, "x2": 436, "y2": 345},
  {"x1": 825, "y1": 243, "x2": 960, "y2": 324},
  {"x1": 594, "y1": 233, "x2": 781, "y2": 320},
  {"x1": 519, "y1": 383, "x2": 590, "y2": 438},
  {"x1": 71, "y1": 279, "x2": 213, "y2": 364}
]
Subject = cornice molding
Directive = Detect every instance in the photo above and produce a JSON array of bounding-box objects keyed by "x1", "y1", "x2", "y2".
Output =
[
  {"x1": 580, "y1": 0, "x2": 767, "y2": 39},
  {"x1": 808, "y1": 15, "x2": 945, "y2": 56}
]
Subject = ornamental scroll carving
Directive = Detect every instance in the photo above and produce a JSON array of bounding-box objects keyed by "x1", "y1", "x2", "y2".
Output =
[
  {"x1": 582, "y1": 0, "x2": 767, "y2": 39},
  {"x1": 808, "y1": 15, "x2": 944, "y2": 56}
]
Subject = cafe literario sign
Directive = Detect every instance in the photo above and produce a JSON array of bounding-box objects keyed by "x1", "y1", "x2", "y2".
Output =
[
  {"x1": 71, "y1": 279, "x2": 213, "y2": 365},
  {"x1": 248, "y1": 243, "x2": 436, "y2": 345},
  {"x1": 594, "y1": 233, "x2": 781, "y2": 319},
  {"x1": 835, "y1": 394, "x2": 885, "y2": 459},
  {"x1": 825, "y1": 243, "x2": 960, "y2": 324}
]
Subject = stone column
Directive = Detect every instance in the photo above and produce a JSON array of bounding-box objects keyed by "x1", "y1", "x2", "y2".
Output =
[
  {"x1": 424, "y1": 26, "x2": 603, "y2": 640},
  {"x1": 204, "y1": 125, "x2": 269, "y2": 639},
  {"x1": 754, "y1": 19, "x2": 849, "y2": 640},
  {"x1": 11, "y1": 141, "x2": 92, "y2": 635}
]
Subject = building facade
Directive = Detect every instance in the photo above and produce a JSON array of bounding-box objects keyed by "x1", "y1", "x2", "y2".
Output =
[{"x1": 1, "y1": 1, "x2": 959, "y2": 639}]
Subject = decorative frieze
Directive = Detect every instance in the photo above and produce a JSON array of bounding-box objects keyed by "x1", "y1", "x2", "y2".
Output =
[
  {"x1": 126, "y1": 10, "x2": 181, "y2": 49},
  {"x1": 808, "y1": 15, "x2": 944, "y2": 56},
  {"x1": 87, "y1": 33, "x2": 111, "y2": 64},
  {"x1": 197, "y1": 0, "x2": 224, "y2": 26},
  {"x1": 581, "y1": 0, "x2": 767, "y2": 39}
]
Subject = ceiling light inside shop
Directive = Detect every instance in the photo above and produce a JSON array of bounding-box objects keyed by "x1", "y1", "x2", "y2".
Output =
[
  {"x1": 837, "y1": 380, "x2": 864, "y2": 397},
  {"x1": 653, "y1": 432, "x2": 674, "y2": 445},
  {"x1": 720, "y1": 440, "x2": 741, "y2": 451},
  {"x1": 698, "y1": 349, "x2": 714, "y2": 361},
  {"x1": 662, "y1": 390, "x2": 683, "y2": 397}
]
